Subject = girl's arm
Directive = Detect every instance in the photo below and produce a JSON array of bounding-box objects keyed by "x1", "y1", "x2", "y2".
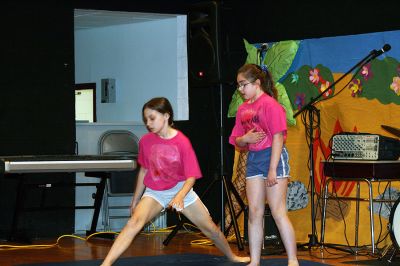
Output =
[
  {"x1": 266, "y1": 132, "x2": 284, "y2": 187},
  {"x1": 168, "y1": 177, "x2": 196, "y2": 211},
  {"x1": 235, "y1": 128, "x2": 266, "y2": 147},
  {"x1": 130, "y1": 167, "x2": 147, "y2": 212}
]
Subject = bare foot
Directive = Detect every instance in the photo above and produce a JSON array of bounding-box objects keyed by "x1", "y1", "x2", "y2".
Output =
[
  {"x1": 229, "y1": 255, "x2": 251, "y2": 263},
  {"x1": 288, "y1": 258, "x2": 299, "y2": 266}
]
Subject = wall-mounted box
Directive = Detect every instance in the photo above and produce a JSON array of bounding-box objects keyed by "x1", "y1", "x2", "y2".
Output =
[{"x1": 101, "y1": 78, "x2": 116, "y2": 103}]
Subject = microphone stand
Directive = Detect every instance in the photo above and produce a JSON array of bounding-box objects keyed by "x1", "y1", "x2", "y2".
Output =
[
  {"x1": 294, "y1": 48, "x2": 379, "y2": 248},
  {"x1": 164, "y1": 2, "x2": 243, "y2": 249}
]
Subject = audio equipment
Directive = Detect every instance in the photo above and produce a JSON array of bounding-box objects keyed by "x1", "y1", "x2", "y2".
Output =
[
  {"x1": 331, "y1": 133, "x2": 400, "y2": 160},
  {"x1": 244, "y1": 205, "x2": 282, "y2": 245},
  {"x1": 188, "y1": 1, "x2": 220, "y2": 87}
]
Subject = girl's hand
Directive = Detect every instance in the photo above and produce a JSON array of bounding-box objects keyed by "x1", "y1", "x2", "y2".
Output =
[
  {"x1": 130, "y1": 198, "x2": 140, "y2": 215},
  {"x1": 266, "y1": 171, "x2": 278, "y2": 187},
  {"x1": 244, "y1": 128, "x2": 266, "y2": 144},
  {"x1": 168, "y1": 195, "x2": 184, "y2": 212}
]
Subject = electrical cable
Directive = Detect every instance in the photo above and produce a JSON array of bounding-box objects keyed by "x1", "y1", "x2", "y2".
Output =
[
  {"x1": 374, "y1": 182, "x2": 388, "y2": 247},
  {"x1": 0, "y1": 221, "x2": 207, "y2": 250},
  {"x1": 0, "y1": 231, "x2": 118, "y2": 250},
  {"x1": 300, "y1": 105, "x2": 321, "y2": 244}
]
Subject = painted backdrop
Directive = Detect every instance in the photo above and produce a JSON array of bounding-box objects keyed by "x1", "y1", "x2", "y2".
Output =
[{"x1": 227, "y1": 30, "x2": 400, "y2": 247}]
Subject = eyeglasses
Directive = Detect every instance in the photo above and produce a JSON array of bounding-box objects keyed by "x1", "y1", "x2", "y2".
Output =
[{"x1": 237, "y1": 81, "x2": 254, "y2": 91}]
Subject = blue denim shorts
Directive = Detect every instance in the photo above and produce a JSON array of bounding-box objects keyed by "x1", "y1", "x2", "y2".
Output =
[
  {"x1": 246, "y1": 146, "x2": 290, "y2": 179},
  {"x1": 142, "y1": 181, "x2": 199, "y2": 211}
]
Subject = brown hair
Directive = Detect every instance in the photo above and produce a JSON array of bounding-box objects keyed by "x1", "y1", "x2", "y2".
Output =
[
  {"x1": 142, "y1": 97, "x2": 174, "y2": 126},
  {"x1": 237, "y1": 63, "x2": 278, "y2": 99}
]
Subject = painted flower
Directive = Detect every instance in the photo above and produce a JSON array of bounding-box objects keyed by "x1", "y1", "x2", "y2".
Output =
[
  {"x1": 309, "y1": 68, "x2": 320, "y2": 85},
  {"x1": 291, "y1": 73, "x2": 299, "y2": 84},
  {"x1": 348, "y1": 79, "x2": 362, "y2": 97},
  {"x1": 295, "y1": 93, "x2": 305, "y2": 110},
  {"x1": 390, "y1": 76, "x2": 400, "y2": 96},
  {"x1": 319, "y1": 81, "x2": 332, "y2": 97},
  {"x1": 361, "y1": 63, "x2": 373, "y2": 80}
]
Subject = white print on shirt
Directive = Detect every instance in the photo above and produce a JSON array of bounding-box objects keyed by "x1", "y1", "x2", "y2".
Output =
[{"x1": 149, "y1": 143, "x2": 181, "y2": 183}]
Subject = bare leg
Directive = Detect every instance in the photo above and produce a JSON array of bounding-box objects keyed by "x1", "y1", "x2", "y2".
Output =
[
  {"x1": 182, "y1": 199, "x2": 250, "y2": 263},
  {"x1": 266, "y1": 178, "x2": 299, "y2": 266},
  {"x1": 245, "y1": 177, "x2": 266, "y2": 266},
  {"x1": 100, "y1": 197, "x2": 163, "y2": 266}
]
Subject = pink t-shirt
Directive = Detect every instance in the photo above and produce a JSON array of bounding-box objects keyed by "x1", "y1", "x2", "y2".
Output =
[
  {"x1": 229, "y1": 93, "x2": 287, "y2": 151},
  {"x1": 138, "y1": 130, "x2": 202, "y2": 190}
]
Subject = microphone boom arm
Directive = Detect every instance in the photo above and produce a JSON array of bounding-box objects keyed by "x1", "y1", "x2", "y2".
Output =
[{"x1": 291, "y1": 44, "x2": 389, "y2": 248}]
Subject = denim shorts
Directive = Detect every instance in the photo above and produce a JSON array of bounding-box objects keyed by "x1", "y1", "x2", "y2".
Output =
[
  {"x1": 246, "y1": 146, "x2": 290, "y2": 179},
  {"x1": 142, "y1": 181, "x2": 199, "y2": 210}
]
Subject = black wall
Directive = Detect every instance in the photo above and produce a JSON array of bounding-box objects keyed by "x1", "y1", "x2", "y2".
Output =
[
  {"x1": 1, "y1": 2, "x2": 75, "y2": 155},
  {"x1": 1, "y1": 0, "x2": 399, "y2": 238},
  {"x1": 0, "y1": 1, "x2": 75, "y2": 238}
]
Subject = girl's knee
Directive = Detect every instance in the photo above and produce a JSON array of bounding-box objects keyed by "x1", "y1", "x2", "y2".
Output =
[
  {"x1": 248, "y1": 207, "x2": 265, "y2": 222},
  {"x1": 271, "y1": 211, "x2": 290, "y2": 227},
  {"x1": 269, "y1": 205, "x2": 287, "y2": 218},
  {"x1": 126, "y1": 215, "x2": 146, "y2": 228}
]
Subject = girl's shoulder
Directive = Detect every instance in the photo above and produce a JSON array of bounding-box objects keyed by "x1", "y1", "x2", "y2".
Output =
[
  {"x1": 259, "y1": 93, "x2": 281, "y2": 107},
  {"x1": 141, "y1": 132, "x2": 153, "y2": 139},
  {"x1": 238, "y1": 94, "x2": 270, "y2": 110},
  {"x1": 139, "y1": 132, "x2": 157, "y2": 144},
  {"x1": 174, "y1": 130, "x2": 191, "y2": 143}
]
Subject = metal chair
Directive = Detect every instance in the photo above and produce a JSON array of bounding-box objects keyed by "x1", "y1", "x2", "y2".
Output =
[{"x1": 99, "y1": 130, "x2": 139, "y2": 231}]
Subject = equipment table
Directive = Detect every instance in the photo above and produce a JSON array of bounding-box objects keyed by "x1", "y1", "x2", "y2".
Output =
[{"x1": 321, "y1": 160, "x2": 400, "y2": 254}]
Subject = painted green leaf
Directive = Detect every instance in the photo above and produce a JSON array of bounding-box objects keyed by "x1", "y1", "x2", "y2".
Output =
[
  {"x1": 227, "y1": 89, "x2": 244, "y2": 118},
  {"x1": 244, "y1": 39, "x2": 259, "y2": 64},
  {"x1": 264, "y1": 40, "x2": 300, "y2": 82},
  {"x1": 276, "y1": 82, "x2": 296, "y2": 126},
  {"x1": 235, "y1": 39, "x2": 300, "y2": 126}
]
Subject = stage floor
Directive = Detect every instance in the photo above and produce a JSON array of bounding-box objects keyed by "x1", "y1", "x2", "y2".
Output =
[{"x1": 0, "y1": 230, "x2": 393, "y2": 266}]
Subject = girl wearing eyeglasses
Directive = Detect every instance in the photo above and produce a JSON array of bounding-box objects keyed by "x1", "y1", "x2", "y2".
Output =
[{"x1": 230, "y1": 64, "x2": 299, "y2": 266}]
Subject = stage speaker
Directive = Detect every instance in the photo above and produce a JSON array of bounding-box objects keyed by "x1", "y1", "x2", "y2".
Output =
[
  {"x1": 188, "y1": 1, "x2": 221, "y2": 88},
  {"x1": 244, "y1": 205, "x2": 283, "y2": 247}
]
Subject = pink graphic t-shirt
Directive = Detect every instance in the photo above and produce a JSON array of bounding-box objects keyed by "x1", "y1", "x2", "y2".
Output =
[
  {"x1": 138, "y1": 130, "x2": 202, "y2": 190},
  {"x1": 229, "y1": 93, "x2": 287, "y2": 151}
]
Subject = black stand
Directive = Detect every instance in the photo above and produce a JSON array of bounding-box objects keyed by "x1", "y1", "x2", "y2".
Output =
[
  {"x1": 223, "y1": 176, "x2": 247, "y2": 238},
  {"x1": 386, "y1": 246, "x2": 399, "y2": 265},
  {"x1": 295, "y1": 104, "x2": 320, "y2": 249},
  {"x1": 163, "y1": 84, "x2": 244, "y2": 250},
  {"x1": 293, "y1": 47, "x2": 383, "y2": 248},
  {"x1": 8, "y1": 172, "x2": 108, "y2": 242}
]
